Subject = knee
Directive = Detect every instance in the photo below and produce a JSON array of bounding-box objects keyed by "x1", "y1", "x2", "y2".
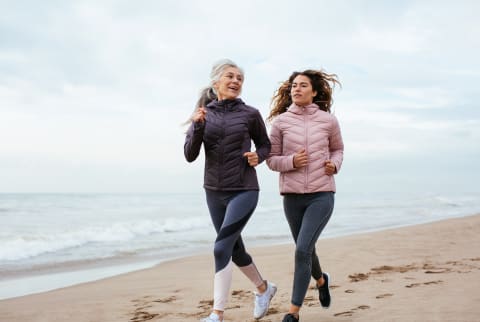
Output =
[
  {"x1": 213, "y1": 243, "x2": 229, "y2": 261},
  {"x1": 295, "y1": 249, "x2": 311, "y2": 265}
]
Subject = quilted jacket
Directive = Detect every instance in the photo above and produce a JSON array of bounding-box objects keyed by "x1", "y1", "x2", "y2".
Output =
[
  {"x1": 266, "y1": 103, "x2": 344, "y2": 194},
  {"x1": 184, "y1": 98, "x2": 271, "y2": 191}
]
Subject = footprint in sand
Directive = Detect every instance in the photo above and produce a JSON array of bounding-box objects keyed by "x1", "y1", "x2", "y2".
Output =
[
  {"x1": 334, "y1": 310, "x2": 354, "y2": 317},
  {"x1": 231, "y1": 289, "x2": 250, "y2": 300},
  {"x1": 376, "y1": 293, "x2": 393, "y2": 299},
  {"x1": 152, "y1": 296, "x2": 177, "y2": 303},
  {"x1": 423, "y1": 280, "x2": 443, "y2": 285},
  {"x1": 406, "y1": 280, "x2": 443, "y2": 288},
  {"x1": 129, "y1": 295, "x2": 178, "y2": 321},
  {"x1": 334, "y1": 305, "x2": 370, "y2": 317},
  {"x1": 197, "y1": 299, "x2": 213, "y2": 311},
  {"x1": 425, "y1": 269, "x2": 450, "y2": 274},
  {"x1": 349, "y1": 273, "x2": 369, "y2": 282},
  {"x1": 130, "y1": 311, "x2": 159, "y2": 322}
]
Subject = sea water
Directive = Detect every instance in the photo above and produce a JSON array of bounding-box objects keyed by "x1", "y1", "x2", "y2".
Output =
[{"x1": 0, "y1": 191, "x2": 478, "y2": 299}]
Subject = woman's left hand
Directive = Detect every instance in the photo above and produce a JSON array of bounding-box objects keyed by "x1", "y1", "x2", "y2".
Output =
[
  {"x1": 324, "y1": 160, "x2": 336, "y2": 175},
  {"x1": 244, "y1": 152, "x2": 259, "y2": 167}
]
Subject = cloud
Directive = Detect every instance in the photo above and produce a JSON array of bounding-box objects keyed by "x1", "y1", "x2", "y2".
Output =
[{"x1": 0, "y1": 1, "x2": 479, "y2": 193}]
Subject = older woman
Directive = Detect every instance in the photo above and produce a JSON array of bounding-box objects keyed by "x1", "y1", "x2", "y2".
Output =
[{"x1": 184, "y1": 59, "x2": 276, "y2": 322}]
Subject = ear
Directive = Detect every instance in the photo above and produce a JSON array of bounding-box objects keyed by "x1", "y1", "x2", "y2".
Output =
[{"x1": 312, "y1": 90, "x2": 317, "y2": 98}]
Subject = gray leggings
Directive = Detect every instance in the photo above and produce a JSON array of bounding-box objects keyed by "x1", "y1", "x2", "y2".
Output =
[
  {"x1": 283, "y1": 191, "x2": 334, "y2": 307},
  {"x1": 205, "y1": 189, "x2": 258, "y2": 272}
]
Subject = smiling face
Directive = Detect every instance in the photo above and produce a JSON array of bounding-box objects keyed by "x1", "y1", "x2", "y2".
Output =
[
  {"x1": 291, "y1": 74, "x2": 317, "y2": 106},
  {"x1": 213, "y1": 66, "x2": 244, "y2": 100}
]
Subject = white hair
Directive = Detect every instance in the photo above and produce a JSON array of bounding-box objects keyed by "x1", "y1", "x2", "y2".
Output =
[{"x1": 209, "y1": 58, "x2": 244, "y2": 88}]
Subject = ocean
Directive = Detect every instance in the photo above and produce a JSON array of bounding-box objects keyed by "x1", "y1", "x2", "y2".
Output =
[{"x1": 0, "y1": 191, "x2": 478, "y2": 300}]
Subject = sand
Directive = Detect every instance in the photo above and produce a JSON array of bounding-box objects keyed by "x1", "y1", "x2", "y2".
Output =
[{"x1": 1, "y1": 214, "x2": 479, "y2": 322}]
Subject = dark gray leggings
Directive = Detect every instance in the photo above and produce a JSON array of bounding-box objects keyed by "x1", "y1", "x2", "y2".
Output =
[
  {"x1": 283, "y1": 191, "x2": 334, "y2": 307},
  {"x1": 205, "y1": 189, "x2": 258, "y2": 272}
]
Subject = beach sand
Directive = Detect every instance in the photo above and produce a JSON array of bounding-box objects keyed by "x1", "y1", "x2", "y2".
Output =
[{"x1": 1, "y1": 214, "x2": 479, "y2": 322}]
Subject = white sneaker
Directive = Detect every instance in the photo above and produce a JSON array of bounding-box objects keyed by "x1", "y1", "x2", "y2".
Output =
[
  {"x1": 253, "y1": 281, "x2": 277, "y2": 319},
  {"x1": 200, "y1": 312, "x2": 223, "y2": 322}
]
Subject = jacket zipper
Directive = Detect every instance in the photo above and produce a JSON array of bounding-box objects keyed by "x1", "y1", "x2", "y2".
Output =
[
  {"x1": 304, "y1": 109, "x2": 308, "y2": 193},
  {"x1": 219, "y1": 106, "x2": 226, "y2": 187}
]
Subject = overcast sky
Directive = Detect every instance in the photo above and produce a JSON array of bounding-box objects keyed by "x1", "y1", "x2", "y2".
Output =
[{"x1": 1, "y1": 0, "x2": 479, "y2": 194}]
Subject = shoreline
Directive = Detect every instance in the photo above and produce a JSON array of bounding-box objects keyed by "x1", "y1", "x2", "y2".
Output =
[
  {"x1": 1, "y1": 213, "x2": 479, "y2": 301},
  {"x1": 1, "y1": 213, "x2": 479, "y2": 321}
]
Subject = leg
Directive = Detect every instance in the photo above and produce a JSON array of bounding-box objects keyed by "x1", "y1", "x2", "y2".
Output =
[
  {"x1": 282, "y1": 194, "x2": 305, "y2": 317},
  {"x1": 284, "y1": 192, "x2": 334, "y2": 311},
  {"x1": 205, "y1": 190, "x2": 259, "y2": 314},
  {"x1": 234, "y1": 237, "x2": 264, "y2": 288}
]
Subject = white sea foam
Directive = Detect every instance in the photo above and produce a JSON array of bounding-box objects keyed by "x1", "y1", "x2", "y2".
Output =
[
  {"x1": 0, "y1": 216, "x2": 209, "y2": 261},
  {"x1": 0, "y1": 191, "x2": 478, "y2": 299}
]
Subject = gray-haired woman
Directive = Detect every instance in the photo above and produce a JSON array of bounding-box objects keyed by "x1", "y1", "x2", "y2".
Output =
[{"x1": 184, "y1": 59, "x2": 277, "y2": 322}]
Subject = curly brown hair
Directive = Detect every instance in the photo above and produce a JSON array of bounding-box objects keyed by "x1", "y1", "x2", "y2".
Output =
[{"x1": 267, "y1": 69, "x2": 340, "y2": 122}]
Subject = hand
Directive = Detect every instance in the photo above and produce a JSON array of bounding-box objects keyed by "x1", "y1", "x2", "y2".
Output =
[
  {"x1": 293, "y1": 149, "x2": 308, "y2": 168},
  {"x1": 244, "y1": 151, "x2": 259, "y2": 167},
  {"x1": 193, "y1": 106, "x2": 207, "y2": 123},
  {"x1": 324, "y1": 160, "x2": 336, "y2": 175}
]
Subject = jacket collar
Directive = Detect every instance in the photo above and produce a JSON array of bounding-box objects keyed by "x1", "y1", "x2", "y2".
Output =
[
  {"x1": 288, "y1": 103, "x2": 319, "y2": 115},
  {"x1": 207, "y1": 98, "x2": 244, "y2": 111}
]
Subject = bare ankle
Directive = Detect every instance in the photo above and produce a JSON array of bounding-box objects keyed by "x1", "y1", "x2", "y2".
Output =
[
  {"x1": 317, "y1": 276, "x2": 325, "y2": 287},
  {"x1": 257, "y1": 280, "x2": 267, "y2": 293}
]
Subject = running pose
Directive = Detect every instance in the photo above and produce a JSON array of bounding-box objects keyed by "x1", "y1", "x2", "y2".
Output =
[
  {"x1": 184, "y1": 59, "x2": 276, "y2": 322},
  {"x1": 266, "y1": 69, "x2": 344, "y2": 322}
]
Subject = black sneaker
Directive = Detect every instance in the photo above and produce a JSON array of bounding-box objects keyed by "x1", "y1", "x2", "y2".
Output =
[
  {"x1": 317, "y1": 272, "x2": 331, "y2": 308},
  {"x1": 282, "y1": 313, "x2": 299, "y2": 322}
]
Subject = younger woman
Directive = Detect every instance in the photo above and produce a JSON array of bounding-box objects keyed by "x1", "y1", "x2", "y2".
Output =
[{"x1": 266, "y1": 69, "x2": 344, "y2": 322}]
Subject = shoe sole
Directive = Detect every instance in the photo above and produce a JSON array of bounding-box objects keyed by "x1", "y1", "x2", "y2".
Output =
[{"x1": 254, "y1": 285, "x2": 277, "y2": 320}]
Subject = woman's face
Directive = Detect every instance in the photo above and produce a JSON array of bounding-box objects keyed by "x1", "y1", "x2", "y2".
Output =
[
  {"x1": 291, "y1": 74, "x2": 317, "y2": 106},
  {"x1": 214, "y1": 67, "x2": 243, "y2": 100}
]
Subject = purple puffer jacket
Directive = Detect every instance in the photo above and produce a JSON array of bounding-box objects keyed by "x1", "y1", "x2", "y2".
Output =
[
  {"x1": 267, "y1": 103, "x2": 344, "y2": 194},
  {"x1": 184, "y1": 98, "x2": 271, "y2": 191}
]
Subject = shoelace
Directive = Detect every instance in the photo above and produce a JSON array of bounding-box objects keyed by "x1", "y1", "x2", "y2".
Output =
[{"x1": 257, "y1": 289, "x2": 272, "y2": 305}]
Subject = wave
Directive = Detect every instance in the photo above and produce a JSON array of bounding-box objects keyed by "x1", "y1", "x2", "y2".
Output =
[{"x1": 0, "y1": 216, "x2": 209, "y2": 261}]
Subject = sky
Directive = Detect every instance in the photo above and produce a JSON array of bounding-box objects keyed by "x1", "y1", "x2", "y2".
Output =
[{"x1": 1, "y1": 0, "x2": 479, "y2": 194}]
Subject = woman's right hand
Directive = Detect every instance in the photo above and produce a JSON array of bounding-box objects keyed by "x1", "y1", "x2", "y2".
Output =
[
  {"x1": 293, "y1": 148, "x2": 308, "y2": 168},
  {"x1": 193, "y1": 106, "x2": 207, "y2": 123}
]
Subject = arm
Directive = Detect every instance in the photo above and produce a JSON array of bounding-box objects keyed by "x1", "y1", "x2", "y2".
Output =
[
  {"x1": 184, "y1": 121, "x2": 205, "y2": 162},
  {"x1": 248, "y1": 110, "x2": 271, "y2": 164},
  {"x1": 266, "y1": 119, "x2": 296, "y2": 172},
  {"x1": 328, "y1": 116, "x2": 344, "y2": 173}
]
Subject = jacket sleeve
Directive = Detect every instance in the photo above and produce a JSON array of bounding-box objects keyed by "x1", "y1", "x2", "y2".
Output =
[
  {"x1": 184, "y1": 121, "x2": 205, "y2": 162},
  {"x1": 250, "y1": 110, "x2": 271, "y2": 164},
  {"x1": 329, "y1": 116, "x2": 344, "y2": 173},
  {"x1": 266, "y1": 118, "x2": 296, "y2": 172}
]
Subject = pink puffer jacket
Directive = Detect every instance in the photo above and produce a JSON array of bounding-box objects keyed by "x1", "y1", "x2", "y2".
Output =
[{"x1": 266, "y1": 103, "x2": 344, "y2": 194}]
